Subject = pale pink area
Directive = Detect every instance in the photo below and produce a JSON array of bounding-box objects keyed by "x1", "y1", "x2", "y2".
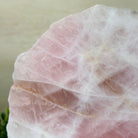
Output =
[{"x1": 7, "y1": 5, "x2": 138, "y2": 138}]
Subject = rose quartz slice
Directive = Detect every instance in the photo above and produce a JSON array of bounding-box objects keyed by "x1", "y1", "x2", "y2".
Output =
[{"x1": 7, "y1": 5, "x2": 138, "y2": 138}]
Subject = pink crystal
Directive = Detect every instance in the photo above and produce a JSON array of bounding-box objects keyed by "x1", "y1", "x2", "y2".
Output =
[{"x1": 7, "y1": 5, "x2": 138, "y2": 138}]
